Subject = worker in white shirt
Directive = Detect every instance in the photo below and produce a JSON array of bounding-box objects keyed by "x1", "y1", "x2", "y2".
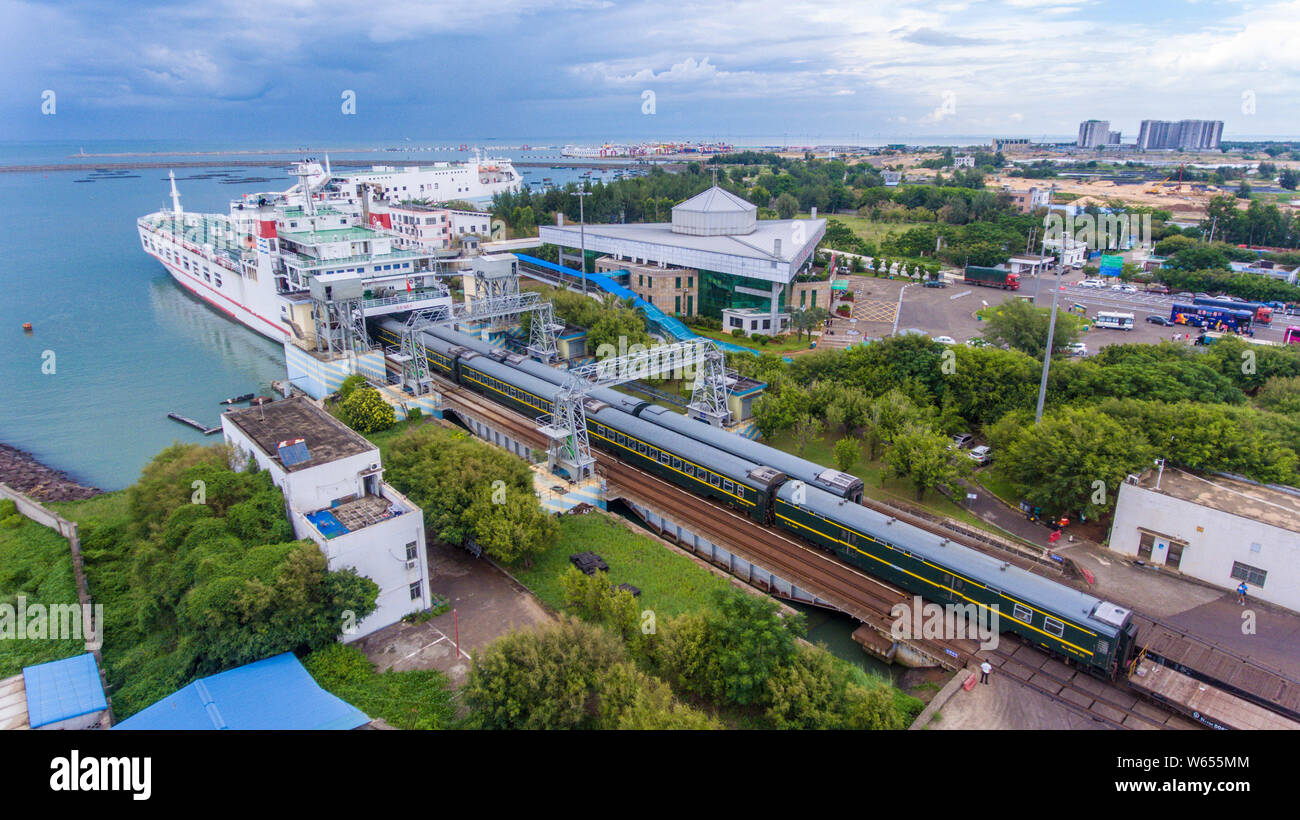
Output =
[{"x1": 979, "y1": 660, "x2": 992, "y2": 685}]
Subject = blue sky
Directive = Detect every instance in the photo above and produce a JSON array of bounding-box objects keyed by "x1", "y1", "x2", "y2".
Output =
[{"x1": 2, "y1": 0, "x2": 1297, "y2": 143}]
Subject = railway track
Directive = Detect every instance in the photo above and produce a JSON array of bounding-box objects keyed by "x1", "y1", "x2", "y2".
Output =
[
  {"x1": 437, "y1": 382, "x2": 1198, "y2": 726},
  {"x1": 986, "y1": 641, "x2": 1195, "y2": 730}
]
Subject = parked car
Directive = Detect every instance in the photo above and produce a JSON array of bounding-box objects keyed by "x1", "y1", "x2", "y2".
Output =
[
  {"x1": 1119, "y1": 284, "x2": 1137, "y2": 293},
  {"x1": 968, "y1": 445, "x2": 992, "y2": 466},
  {"x1": 1066, "y1": 342, "x2": 1088, "y2": 356},
  {"x1": 952, "y1": 433, "x2": 974, "y2": 449},
  {"x1": 934, "y1": 335, "x2": 957, "y2": 345},
  {"x1": 923, "y1": 279, "x2": 948, "y2": 288},
  {"x1": 1146, "y1": 284, "x2": 1170, "y2": 295},
  {"x1": 1078, "y1": 279, "x2": 1105, "y2": 289},
  {"x1": 1146, "y1": 314, "x2": 1172, "y2": 326}
]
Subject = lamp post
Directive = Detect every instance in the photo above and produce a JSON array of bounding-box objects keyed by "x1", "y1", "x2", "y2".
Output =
[
  {"x1": 575, "y1": 190, "x2": 591, "y2": 295},
  {"x1": 1034, "y1": 261, "x2": 1063, "y2": 424}
]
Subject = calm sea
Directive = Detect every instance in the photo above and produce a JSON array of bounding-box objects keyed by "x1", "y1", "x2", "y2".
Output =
[{"x1": 0, "y1": 140, "x2": 622, "y2": 490}]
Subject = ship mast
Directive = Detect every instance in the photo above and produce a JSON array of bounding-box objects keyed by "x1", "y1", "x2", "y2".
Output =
[{"x1": 169, "y1": 170, "x2": 182, "y2": 216}]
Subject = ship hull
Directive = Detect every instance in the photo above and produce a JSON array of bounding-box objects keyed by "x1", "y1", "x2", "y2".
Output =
[{"x1": 146, "y1": 248, "x2": 291, "y2": 344}]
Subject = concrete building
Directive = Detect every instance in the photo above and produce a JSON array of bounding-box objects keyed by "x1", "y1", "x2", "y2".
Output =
[
  {"x1": 991, "y1": 137, "x2": 1032, "y2": 152},
  {"x1": 1108, "y1": 467, "x2": 1300, "y2": 612},
  {"x1": 1077, "y1": 120, "x2": 1110, "y2": 149},
  {"x1": 539, "y1": 185, "x2": 825, "y2": 327},
  {"x1": 1007, "y1": 253, "x2": 1055, "y2": 277},
  {"x1": 1003, "y1": 186, "x2": 1052, "y2": 214},
  {"x1": 881, "y1": 170, "x2": 903, "y2": 186},
  {"x1": 221, "y1": 397, "x2": 431, "y2": 640},
  {"x1": 1137, "y1": 119, "x2": 1224, "y2": 151},
  {"x1": 388, "y1": 203, "x2": 492, "y2": 252},
  {"x1": 954, "y1": 154, "x2": 975, "y2": 168},
  {"x1": 1043, "y1": 235, "x2": 1088, "y2": 268},
  {"x1": 1107, "y1": 130, "x2": 1123, "y2": 145}
]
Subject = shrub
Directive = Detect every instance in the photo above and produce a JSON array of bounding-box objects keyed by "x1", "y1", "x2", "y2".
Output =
[{"x1": 339, "y1": 387, "x2": 397, "y2": 433}]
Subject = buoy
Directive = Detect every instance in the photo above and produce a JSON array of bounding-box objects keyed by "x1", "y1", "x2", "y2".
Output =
[{"x1": 22, "y1": 323, "x2": 33, "y2": 332}]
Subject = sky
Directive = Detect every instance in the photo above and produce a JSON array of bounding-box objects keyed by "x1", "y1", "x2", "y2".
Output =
[{"x1": 2, "y1": 0, "x2": 1298, "y2": 144}]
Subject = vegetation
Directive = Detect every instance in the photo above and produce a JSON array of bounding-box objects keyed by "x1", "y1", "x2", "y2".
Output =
[
  {"x1": 337, "y1": 385, "x2": 397, "y2": 434},
  {"x1": 981, "y1": 298, "x2": 1083, "y2": 356},
  {"x1": 64, "y1": 443, "x2": 378, "y2": 718},
  {"x1": 0, "y1": 512, "x2": 84, "y2": 677},
  {"x1": 302, "y1": 643, "x2": 455, "y2": 730}
]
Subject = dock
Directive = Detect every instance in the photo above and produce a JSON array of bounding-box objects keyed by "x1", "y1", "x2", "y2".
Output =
[{"x1": 167, "y1": 412, "x2": 221, "y2": 436}]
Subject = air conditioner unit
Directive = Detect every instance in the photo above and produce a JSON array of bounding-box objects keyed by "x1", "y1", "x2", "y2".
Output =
[{"x1": 405, "y1": 560, "x2": 419, "y2": 571}]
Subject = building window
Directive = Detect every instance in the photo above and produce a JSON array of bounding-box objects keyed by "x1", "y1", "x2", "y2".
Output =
[
  {"x1": 675, "y1": 296, "x2": 681, "y2": 314},
  {"x1": 405, "y1": 541, "x2": 418, "y2": 561},
  {"x1": 1230, "y1": 561, "x2": 1267, "y2": 587},
  {"x1": 409, "y1": 581, "x2": 423, "y2": 600},
  {"x1": 688, "y1": 276, "x2": 693, "y2": 288},
  {"x1": 675, "y1": 276, "x2": 681, "y2": 289}
]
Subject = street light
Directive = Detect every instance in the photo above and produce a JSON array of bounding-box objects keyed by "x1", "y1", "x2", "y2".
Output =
[
  {"x1": 1034, "y1": 260, "x2": 1063, "y2": 424},
  {"x1": 575, "y1": 190, "x2": 591, "y2": 295}
]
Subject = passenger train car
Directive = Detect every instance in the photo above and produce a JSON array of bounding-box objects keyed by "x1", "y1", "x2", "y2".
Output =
[{"x1": 370, "y1": 318, "x2": 1138, "y2": 678}]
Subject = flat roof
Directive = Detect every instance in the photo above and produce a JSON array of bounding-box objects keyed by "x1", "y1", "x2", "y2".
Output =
[
  {"x1": 23, "y1": 653, "x2": 107, "y2": 728},
  {"x1": 223, "y1": 396, "x2": 376, "y2": 473},
  {"x1": 1140, "y1": 468, "x2": 1300, "y2": 534}
]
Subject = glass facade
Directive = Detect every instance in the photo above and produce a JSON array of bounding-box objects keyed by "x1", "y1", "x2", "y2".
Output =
[{"x1": 698, "y1": 269, "x2": 785, "y2": 319}]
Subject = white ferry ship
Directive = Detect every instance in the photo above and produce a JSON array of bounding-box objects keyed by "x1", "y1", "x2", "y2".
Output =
[{"x1": 137, "y1": 163, "x2": 461, "y2": 344}]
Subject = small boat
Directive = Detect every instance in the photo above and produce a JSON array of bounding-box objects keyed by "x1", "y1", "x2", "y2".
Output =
[
  {"x1": 167, "y1": 412, "x2": 221, "y2": 435},
  {"x1": 248, "y1": 396, "x2": 273, "y2": 406},
  {"x1": 219, "y1": 393, "x2": 255, "y2": 405}
]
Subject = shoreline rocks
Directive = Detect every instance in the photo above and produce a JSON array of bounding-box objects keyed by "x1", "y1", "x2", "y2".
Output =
[{"x1": 0, "y1": 442, "x2": 103, "y2": 502}]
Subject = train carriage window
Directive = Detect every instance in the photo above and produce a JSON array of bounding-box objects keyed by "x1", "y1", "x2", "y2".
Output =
[
  {"x1": 1012, "y1": 604, "x2": 1033, "y2": 624},
  {"x1": 672, "y1": 457, "x2": 682, "y2": 470},
  {"x1": 658, "y1": 451, "x2": 669, "y2": 465},
  {"x1": 1044, "y1": 617, "x2": 1065, "y2": 638},
  {"x1": 723, "y1": 480, "x2": 734, "y2": 493},
  {"x1": 710, "y1": 475, "x2": 721, "y2": 487}
]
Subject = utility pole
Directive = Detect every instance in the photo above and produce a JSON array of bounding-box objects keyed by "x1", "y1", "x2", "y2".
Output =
[
  {"x1": 1034, "y1": 262, "x2": 1063, "y2": 424},
  {"x1": 575, "y1": 190, "x2": 591, "y2": 295}
]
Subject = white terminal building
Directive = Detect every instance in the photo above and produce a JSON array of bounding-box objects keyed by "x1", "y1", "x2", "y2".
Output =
[
  {"x1": 538, "y1": 185, "x2": 826, "y2": 335},
  {"x1": 1108, "y1": 466, "x2": 1300, "y2": 612},
  {"x1": 221, "y1": 397, "x2": 431, "y2": 639}
]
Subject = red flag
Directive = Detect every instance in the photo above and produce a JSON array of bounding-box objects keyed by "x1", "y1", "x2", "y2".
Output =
[{"x1": 406, "y1": 278, "x2": 411, "y2": 293}]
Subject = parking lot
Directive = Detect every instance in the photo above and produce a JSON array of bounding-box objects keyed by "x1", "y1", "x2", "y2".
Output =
[{"x1": 870, "y1": 272, "x2": 1299, "y2": 354}]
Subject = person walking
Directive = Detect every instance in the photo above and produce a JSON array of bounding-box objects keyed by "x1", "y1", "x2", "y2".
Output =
[
  {"x1": 979, "y1": 660, "x2": 992, "y2": 685},
  {"x1": 1237, "y1": 581, "x2": 1249, "y2": 606}
]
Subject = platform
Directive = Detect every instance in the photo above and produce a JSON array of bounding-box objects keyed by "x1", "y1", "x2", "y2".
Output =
[{"x1": 532, "y1": 466, "x2": 605, "y2": 514}]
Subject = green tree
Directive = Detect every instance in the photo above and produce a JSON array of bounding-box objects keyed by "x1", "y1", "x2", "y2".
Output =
[
  {"x1": 766, "y1": 644, "x2": 909, "y2": 730},
  {"x1": 338, "y1": 386, "x2": 397, "y2": 433},
  {"x1": 884, "y1": 423, "x2": 971, "y2": 500},
  {"x1": 987, "y1": 406, "x2": 1155, "y2": 518},
  {"x1": 832, "y1": 437, "x2": 861, "y2": 473},
  {"x1": 981, "y1": 297, "x2": 1081, "y2": 356},
  {"x1": 775, "y1": 193, "x2": 799, "y2": 219},
  {"x1": 337, "y1": 373, "x2": 366, "y2": 401},
  {"x1": 1280, "y1": 169, "x2": 1300, "y2": 191},
  {"x1": 790, "y1": 414, "x2": 824, "y2": 457}
]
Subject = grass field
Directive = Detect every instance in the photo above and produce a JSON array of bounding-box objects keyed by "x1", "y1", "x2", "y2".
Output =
[
  {"x1": 804, "y1": 213, "x2": 911, "y2": 247},
  {"x1": 0, "y1": 514, "x2": 86, "y2": 678},
  {"x1": 513, "y1": 512, "x2": 733, "y2": 620},
  {"x1": 686, "y1": 324, "x2": 815, "y2": 355}
]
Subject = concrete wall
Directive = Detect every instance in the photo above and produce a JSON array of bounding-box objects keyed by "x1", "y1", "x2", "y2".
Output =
[{"x1": 1109, "y1": 482, "x2": 1300, "y2": 611}]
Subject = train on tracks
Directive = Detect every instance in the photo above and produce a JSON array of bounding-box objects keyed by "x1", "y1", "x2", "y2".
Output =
[{"x1": 374, "y1": 320, "x2": 1141, "y2": 680}]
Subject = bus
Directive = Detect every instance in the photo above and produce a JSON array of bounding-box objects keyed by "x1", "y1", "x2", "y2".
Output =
[
  {"x1": 1170, "y1": 302, "x2": 1254, "y2": 332},
  {"x1": 1192, "y1": 297, "x2": 1273, "y2": 325},
  {"x1": 1196, "y1": 331, "x2": 1279, "y2": 347},
  {"x1": 1284, "y1": 326, "x2": 1300, "y2": 346},
  {"x1": 1094, "y1": 311, "x2": 1135, "y2": 330}
]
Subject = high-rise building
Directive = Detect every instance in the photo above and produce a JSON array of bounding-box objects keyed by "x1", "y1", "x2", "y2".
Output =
[
  {"x1": 1137, "y1": 119, "x2": 1223, "y2": 151},
  {"x1": 1077, "y1": 120, "x2": 1110, "y2": 149}
]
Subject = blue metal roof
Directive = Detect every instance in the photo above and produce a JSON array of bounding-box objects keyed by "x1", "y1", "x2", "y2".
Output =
[
  {"x1": 23, "y1": 653, "x2": 108, "y2": 728},
  {"x1": 114, "y1": 653, "x2": 368, "y2": 731}
]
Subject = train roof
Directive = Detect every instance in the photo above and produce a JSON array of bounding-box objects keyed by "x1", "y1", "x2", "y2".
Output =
[
  {"x1": 778, "y1": 481, "x2": 1128, "y2": 637},
  {"x1": 430, "y1": 326, "x2": 649, "y2": 414},
  {"x1": 638, "y1": 404, "x2": 863, "y2": 498},
  {"x1": 588, "y1": 404, "x2": 786, "y2": 491}
]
